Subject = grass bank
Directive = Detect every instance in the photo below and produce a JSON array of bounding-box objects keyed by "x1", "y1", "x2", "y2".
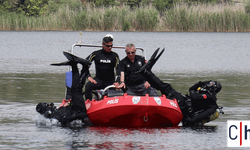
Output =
[
  {"x1": 162, "y1": 3, "x2": 250, "y2": 32},
  {"x1": 0, "y1": 3, "x2": 249, "y2": 32}
]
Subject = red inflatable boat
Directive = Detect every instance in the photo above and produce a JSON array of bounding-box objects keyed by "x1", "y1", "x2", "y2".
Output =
[
  {"x1": 85, "y1": 90, "x2": 183, "y2": 128},
  {"x1": 71, "y1": 44, "x2": 183, "y2": 127}
]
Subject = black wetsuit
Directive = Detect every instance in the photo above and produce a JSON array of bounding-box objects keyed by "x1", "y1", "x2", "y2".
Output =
[
  {"x1": 85, "y1": 49, "x2": 120, "y2": 100},
  {"x1": 36, "y1": 63, "x2": 88, "y2": 125},
  {"x1": 187, "y1": 81, "x2": 219, "y2": 124},
  {"x1": 139, "y1": 70, "x2": 186, "y2": 111},
  {"x1": 120, "y1": 55, "x2": 158, "y2": 96}
]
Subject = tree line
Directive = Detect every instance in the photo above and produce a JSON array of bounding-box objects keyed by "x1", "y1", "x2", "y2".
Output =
[
  {"x1": 1, "y1": 0, "x2": 249, "y2": 32},
  {"x1": 0, "y1": 0, "x2": 228, "y2": 16}
]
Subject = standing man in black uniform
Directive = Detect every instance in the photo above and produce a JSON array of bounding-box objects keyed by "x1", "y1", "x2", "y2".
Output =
[
  {"x1": 119, "y1": 43, "x2": 158, "y2": 96},
  {"x1": 85, "y1": 34, "x2": 120, "y2": 100}
]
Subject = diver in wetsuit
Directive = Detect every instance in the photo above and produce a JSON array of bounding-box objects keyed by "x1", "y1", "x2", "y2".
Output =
[
  {"x1": 182, "y1": 80, "x2": 222, "y2": 126},
  {"x1": 85, "y1": 34, "x2": 121, "y2": 100},
  {"x1": 36, "y1": 52, "x2": 92, "y2": 125}
]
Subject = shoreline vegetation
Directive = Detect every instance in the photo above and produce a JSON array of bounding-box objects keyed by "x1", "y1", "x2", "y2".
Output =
[{"x1": 0, "y1": 1, "x2": 250, "y2": 32}]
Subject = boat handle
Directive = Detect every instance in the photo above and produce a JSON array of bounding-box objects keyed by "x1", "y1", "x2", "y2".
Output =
[{"x1": 102, "y1": 85, "x2": 116, "y2": 94}]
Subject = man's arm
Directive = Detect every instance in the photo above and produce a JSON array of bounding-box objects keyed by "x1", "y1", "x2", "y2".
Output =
[
  {"x1": 86, "y1": 53, "x2": 97, "y2": 84},
  {"x1": 118, "y1": 71, "x2": 126, "y2": 89}
]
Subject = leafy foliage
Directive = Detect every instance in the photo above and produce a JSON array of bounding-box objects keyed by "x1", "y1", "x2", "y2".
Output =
[
  {"x1": 88, "y1": 0, "x2": 116, "y2": 7},
  {"x1": 0, "y1": 0, "x2": 249, "y2": 32},
  {"x1": 153, "y1": 0, "x2": 174, "y2": 12},
  {"x1": 0, "y1": 0, "x2": 231, "y2": 16},
  {"x1": 0, "y1": 0, "x2": 17, "y2": 13},
  {"x1": 23, "y1": 0, "x2": 48, "y2": 16},
  {"x1": 0, "y1": 0, "x2": 49, "y2": 16},
  {"x1": 124, "y1": 0, "x2": 141, "y2": 8},
  {"x1": 245, "y1": 0, "x2": 250, "y2": 14}
]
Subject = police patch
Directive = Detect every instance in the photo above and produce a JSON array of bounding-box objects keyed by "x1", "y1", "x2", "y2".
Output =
[
  {"x1": 154, "y1": 97, "x2": 161, "y2": 105},
  {"x1": 138, "y1": 61, "x2": 142, "y2": 66},
  {"x1": 132, "y1": 96, "x2": 140, "y2": 104}
]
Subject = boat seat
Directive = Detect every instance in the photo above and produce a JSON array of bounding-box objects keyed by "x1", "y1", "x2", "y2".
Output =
[
  {"x1": 106, "y1": 89, "x2": 124, "y2": 97},
  {"x1": 94, "y1": 89, "x2": 124, "y2": 100}
]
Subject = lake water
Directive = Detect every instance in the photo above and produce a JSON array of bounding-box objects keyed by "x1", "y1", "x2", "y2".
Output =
[{"x1": 0, "y1": 31, "x2": 250, "y2": 149}]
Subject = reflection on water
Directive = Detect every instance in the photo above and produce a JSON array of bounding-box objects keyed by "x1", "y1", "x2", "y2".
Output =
[
  {"x1": 1, "y1": 31, "x2": 250, "y2": 149},
  {"x1": 2, "y1": 73, "x2": 250, "y2": 108},
  {"x1": 0, "y1": 73, "x2": 66, "y2": 104}
]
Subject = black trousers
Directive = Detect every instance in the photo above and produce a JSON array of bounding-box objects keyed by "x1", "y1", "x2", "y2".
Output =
[
  {"x1": 71, "y1": 65, "x2": 86, "y2": 113},
  {"x1": 51, "y1": 64, "x2": 88, "y2": 124},
  {"x1": 189, "y1": 105, "x2": 217, "y2": 123},
  {"x1": 126, "y1": 82, "x2": 159, "y2": 96},
  {"x1": 85, "y1": 77, "x2": 114, "y2": 100}
]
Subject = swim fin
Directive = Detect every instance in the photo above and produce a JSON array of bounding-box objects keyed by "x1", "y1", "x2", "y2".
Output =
[
  {"x1": 50, "y1": 60, "x2": 72, "y2": 66},
  {"x1": 147, "y1": 48, "x2": 165, "y2": 71},
  {"x1": 63, "y1": 51, "x2": 92, "y2": 66},
  {"x1": 136, "y1": 48, "x2": 165, "y2": 74}
]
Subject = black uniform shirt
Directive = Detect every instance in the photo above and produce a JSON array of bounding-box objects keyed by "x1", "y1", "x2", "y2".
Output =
[
  {"x1": 120, "y1": 55, "x2": 146, "y2": 86},
  {"x1": 86, "y1": 49, "x2": 120, "y2": 82}
]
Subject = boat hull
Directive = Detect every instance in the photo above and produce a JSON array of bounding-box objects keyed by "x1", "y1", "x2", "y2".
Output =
[{"x1": 85, "y1": 93, "x2": 183, "y2": 128}]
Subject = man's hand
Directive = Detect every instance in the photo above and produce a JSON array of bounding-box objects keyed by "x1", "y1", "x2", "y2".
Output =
[
  {"x1": 118, "y1": 82, "x2": 126, "y2": 89},
  {"x1": 113, "y1": 82, "x2": 120, "y2": 88},
  {"x1": 144, "y1": 81, "x2": 151, "y2": 89},
  {"x1": 88, "y1": 77, "x2": 97, "y2": 84}
]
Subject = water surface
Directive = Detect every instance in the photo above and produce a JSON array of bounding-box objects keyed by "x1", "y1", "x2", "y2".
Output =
[{"x1": 0, "y1": 31, "x2": 250, "y2": 149}]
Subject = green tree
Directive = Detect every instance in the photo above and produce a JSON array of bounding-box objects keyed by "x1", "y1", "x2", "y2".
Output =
[
  {"x1": 19, "y1": 0, "x2": 49, "y2": 16},
  {"x1": 245, "y1": 0, "x2": 250, "y2": 14},
  {"x1": 88, "y1": 0, "x2": 116, "y2": 7},
  {"x1": 153, "y1": 0, "x2": 174, "y2": 12},
  {"x1": 140, "y1": 0, "x2": 150, "y2": 6},
  {"x1": 125, "y1": 0, "x2": 142, "y2": 8},
  {"x1": 180, "y1": 0, "x2": 225, "y2": 4},
  {"x1": 0, "y1": 0, "x2": 18, "y2": 13},
  {"x1": 46, "y1": 0, "x2": 59, "y2": 13}
]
